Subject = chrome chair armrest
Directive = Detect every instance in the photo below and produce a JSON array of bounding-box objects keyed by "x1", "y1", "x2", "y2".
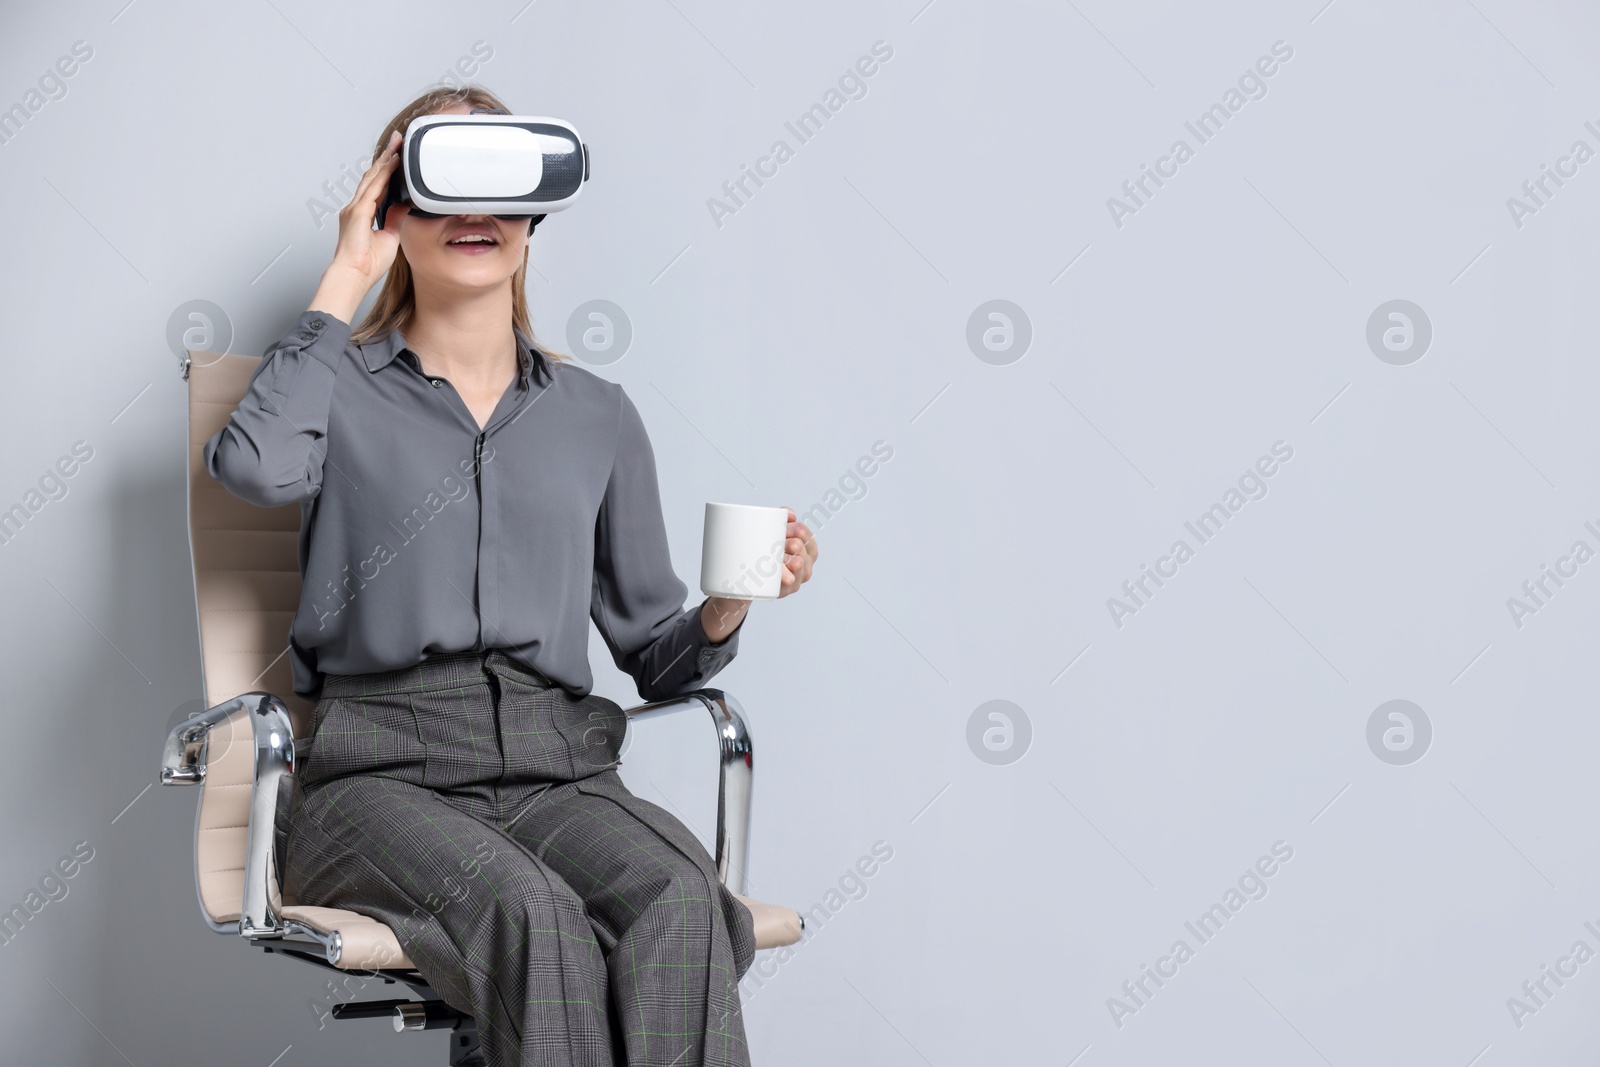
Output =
[
  {"x1": 159, "y1": 695, "x2": 250, "y2": 786},
  {"x1": 160, "y1": 692, "x2": 296, "y2": 938},
  {"x1": 621, "y1": 688, "x2": 753, "y2": 895}
]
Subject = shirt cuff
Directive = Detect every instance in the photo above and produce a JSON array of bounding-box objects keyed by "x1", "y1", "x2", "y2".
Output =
[
  {"x1": 294, "y1": 309, "x2": 353, "y2": 371},
  {"x1": 688, "y1": 597, "x2": 745, "y2": 679}
]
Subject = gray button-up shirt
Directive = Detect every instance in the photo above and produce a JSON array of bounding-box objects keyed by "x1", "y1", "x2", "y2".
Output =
[{"x1": 203, "y1": 309, "x2": 743, "y2": 702}]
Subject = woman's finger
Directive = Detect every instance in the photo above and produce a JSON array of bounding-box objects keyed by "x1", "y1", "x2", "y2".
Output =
[
  {"x1": 784, "y1": 551, "x2": 810, "y2": 584},
  {"x1": 791, "y1": 522, "x2": 817, "y2": 557},
  {"x1": 341, "y1": 130, "x2": 400, "y2": 225},
  {"x1": 327, "y1": 129, "x2": 406, "y2": 280},
  {"x1": 349, "y1": 130, "x2": 402, "y2": 212}
]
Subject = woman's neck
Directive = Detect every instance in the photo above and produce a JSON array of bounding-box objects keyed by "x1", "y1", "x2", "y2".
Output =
[{"x1": 405, "y1": 284, "x2": 519, "y2": 389}]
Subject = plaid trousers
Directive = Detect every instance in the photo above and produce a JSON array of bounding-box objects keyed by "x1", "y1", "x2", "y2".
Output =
[{"x1": 276, "y1": 650, "x2": 757, "y2": 1067}]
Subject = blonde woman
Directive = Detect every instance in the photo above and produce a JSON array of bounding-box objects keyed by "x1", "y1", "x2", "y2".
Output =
[{"x1": 205, "y1": 84, "x2": 817, "y2": 1067}]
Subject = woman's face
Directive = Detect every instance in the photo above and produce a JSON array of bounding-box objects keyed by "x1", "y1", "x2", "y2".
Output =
[{"x1": 396, "y1": 102, "x2": 529, "y2": 297}]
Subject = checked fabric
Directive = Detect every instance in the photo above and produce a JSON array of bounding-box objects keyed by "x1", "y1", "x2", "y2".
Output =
[{"x1": 278, "y1": 650, "x2": 757, "y2": 1067}]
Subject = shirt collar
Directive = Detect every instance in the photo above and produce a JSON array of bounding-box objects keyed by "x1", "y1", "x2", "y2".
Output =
[{"x1": 358, "y1": 322, "x2": 548, "y2": 387}]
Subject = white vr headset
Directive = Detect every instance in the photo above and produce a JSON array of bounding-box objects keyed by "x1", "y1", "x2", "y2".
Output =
[{"x1": 375, "y1": 109, "x2": 590, "y2": 232}]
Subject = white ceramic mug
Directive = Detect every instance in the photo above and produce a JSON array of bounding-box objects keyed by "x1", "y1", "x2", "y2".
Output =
[{"x1": 700, "y1": 502, "x2": 790, "y2": 600}]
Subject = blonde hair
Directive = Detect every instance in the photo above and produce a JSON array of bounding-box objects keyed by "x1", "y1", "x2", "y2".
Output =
[{"x1": 350, "y1": 83, "x2": 568, "y2": 372}]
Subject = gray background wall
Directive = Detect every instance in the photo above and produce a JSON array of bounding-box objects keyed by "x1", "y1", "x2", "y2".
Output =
[{"x1": 2, "y1": 0, "x2": 1598, "y2": 1063}]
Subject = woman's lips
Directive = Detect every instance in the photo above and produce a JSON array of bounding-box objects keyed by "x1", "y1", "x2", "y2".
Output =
[{"x1": 446, "y1": 241, "x2": 498, "y2": 255}]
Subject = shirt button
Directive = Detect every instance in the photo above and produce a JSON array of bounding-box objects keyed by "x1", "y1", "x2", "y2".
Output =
[
  {"x1": 431, "y1": 379, "x2": 444, "y2": 388},
  {"x1": 308, "y1": 317, "x2": 325, "y2": 330}
]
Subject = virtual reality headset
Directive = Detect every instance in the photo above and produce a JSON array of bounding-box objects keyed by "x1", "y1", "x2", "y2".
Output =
[{"x1": 375, "y1": 109, "x2": 590, "y2": 232}]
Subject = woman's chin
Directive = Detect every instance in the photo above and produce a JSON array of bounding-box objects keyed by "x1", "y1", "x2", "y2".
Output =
[{"x1": 418, "y1": 260, "x2": 517, "y2": 289}]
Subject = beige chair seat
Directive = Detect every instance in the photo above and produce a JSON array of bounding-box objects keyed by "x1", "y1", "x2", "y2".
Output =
[
  {"x1": 273, "y1": 892, "x2": 802, "y2": 972},
  {"x1": 279, "y1": 905, "x2": 419, "y2": 970},
  {"x1": 737, "y1": 894, "x2": 805, "y2": 948}
]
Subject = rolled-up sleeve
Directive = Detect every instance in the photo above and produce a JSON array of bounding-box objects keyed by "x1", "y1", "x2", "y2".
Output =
[
  {"x1": 590, "y1": 387, "x2": 745, "y2": 701},
  {"x1": 203, "y1": 310, "x2": 350, "y2": 508}
]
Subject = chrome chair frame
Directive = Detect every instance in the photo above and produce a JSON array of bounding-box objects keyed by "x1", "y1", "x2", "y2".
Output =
[{"x1": 159, "y1": 687, "x2": 758, "y2": 968}]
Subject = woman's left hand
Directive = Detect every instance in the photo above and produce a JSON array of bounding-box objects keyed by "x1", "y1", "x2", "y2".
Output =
[{"x1": 776, "y1": 507, "x2": 818, "y2": 598}]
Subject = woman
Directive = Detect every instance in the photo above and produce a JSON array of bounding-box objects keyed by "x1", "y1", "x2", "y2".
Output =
[{"x1": 204, "y1": 84, "x2": 817, "y2": 1067}]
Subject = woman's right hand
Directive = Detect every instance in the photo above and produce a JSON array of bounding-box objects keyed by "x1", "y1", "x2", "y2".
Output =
[{"x1": 308, "y1": 128, "x2": 406, "y2": 322}]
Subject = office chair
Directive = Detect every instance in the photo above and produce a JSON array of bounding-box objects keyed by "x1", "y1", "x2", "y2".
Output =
[{"x1": 160, "y1": 346, "x2": 803, "y2": 1066}]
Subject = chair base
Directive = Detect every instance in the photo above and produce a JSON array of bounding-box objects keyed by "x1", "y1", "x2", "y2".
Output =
[
  {"x1": 261, "y1": 943, "x2": 484, "y2": 1064},
  {"x1": 447, "y1": 1020, "x2": 486, "y2": 1067},
  {"x1": 260, "y1": 942, "x2": 432, "y2": 993}
]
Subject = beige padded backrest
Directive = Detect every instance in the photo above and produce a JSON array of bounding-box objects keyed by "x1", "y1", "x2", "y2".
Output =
[
  {"x1": 187, "y1": 350, "x2": 314, "y2": 924},
  {"x1": 187, "y1": 351, "x2": 315, "y2": 735},
  {"x1": 194, "y1": 705, "x2": 255, "y2": 922}
]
